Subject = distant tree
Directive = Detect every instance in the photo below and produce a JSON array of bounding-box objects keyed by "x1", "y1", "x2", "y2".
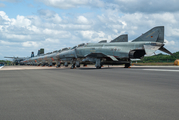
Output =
[{"x1": 139, "y1": 51, "x2": 179, "y2": 63}]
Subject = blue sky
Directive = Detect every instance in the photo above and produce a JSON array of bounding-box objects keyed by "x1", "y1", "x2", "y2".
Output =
[{"x1": 0, "y1": 0, "x2": 179, "y2": 60}]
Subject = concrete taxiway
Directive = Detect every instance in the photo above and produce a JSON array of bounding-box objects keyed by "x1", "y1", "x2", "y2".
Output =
[{"x1": 0, "y1": 66, "x2": 179, "y2": 120}]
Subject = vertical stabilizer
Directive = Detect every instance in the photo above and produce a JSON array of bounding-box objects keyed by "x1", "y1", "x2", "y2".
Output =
[
  {"x1": 31, "y1": 52, "x2": 34, "y2": 57},
  {"x1": 37, "y1": 48, "x2": 44, "y2": 55},
  {"x1": 110, "y1": 34, "x2": 128, "y2": 42},
  {"x1": 37, "y1": 50, "x2": 40, "y2": 55},
  {"x1": 132, "y1": 26, "x2": 164, "y2": 43},
  {"x1": 40, "y1": 48, "x2": 44, "y2": 54}
]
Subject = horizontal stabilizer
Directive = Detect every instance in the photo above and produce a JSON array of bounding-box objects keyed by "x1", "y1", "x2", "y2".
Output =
[
  {"x1": 159, "y1": 46, "x2": 173, "y2": 55},
  {"x1": 110, "y1": 34, "x2": 128, "y2": 42}
]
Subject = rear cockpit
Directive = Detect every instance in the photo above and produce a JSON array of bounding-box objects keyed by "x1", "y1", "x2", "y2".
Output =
[
  {"x1": 71, "y1": 46, "x2": 77, "y2": 50},
  {"x1": 78, "y1": 43, "x2": 85, "y2": 47},
  {"x1": 61, "y1": 47, "x2": 70, "y2": 51}
]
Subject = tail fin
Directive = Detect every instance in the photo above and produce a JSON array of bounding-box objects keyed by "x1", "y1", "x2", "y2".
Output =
[
  {"x1": 31, "y1": 52, "x2": 34, "y2": 57},
  {"x1": 39, "y1": 48, "x2": 44, "y2": 54},
  {"x1": 37, "y1": 50, "x2": 40, "y2": 55},
  {"x1": 37, "y1": 48, "x2": 44, "y2": 55},
  {"x1": 132, "y1": 26, "x2": 164, "y2": 43},
  {"x1": 110, "y1": 34, "x2": 128, "y2": 42}
]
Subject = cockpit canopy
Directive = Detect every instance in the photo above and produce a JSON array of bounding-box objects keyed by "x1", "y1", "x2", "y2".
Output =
[
  {"x1": 61, "y1": 47, "x2": 69, "y2": 51},
  {"x1": 71, "y1": 46, "x2": 77, "y2": 50},
  {"x1": 53, "y1": 50, "x2": 58, "y2": 53},
  {"x1": 78, "y1": 43, "x2": 85, "y2": 47}
]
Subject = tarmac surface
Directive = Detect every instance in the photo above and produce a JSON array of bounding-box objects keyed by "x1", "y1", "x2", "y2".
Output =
[{"x1": 0, "y1": 65, "x2": 179, "y2": 120}]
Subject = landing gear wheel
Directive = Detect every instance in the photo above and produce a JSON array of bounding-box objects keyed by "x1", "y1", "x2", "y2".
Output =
[
  {"x1": 56, "y1": 64, "x2": 61, "y2": 68},
  {"x1": 96, "y1": 66, "x2": 101, "y2": 69},
  {"x1": 70, "y1": 64, "x2": 76, "y2": 69},
  {"x1": 124, "y1": 63, "x2": 130, "y2": 68},
  {"x1": 76, "y1": 64, "x2": 80, "y2": 68}
]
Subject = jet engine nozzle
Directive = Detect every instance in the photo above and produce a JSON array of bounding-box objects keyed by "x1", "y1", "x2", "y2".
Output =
[{"x1": 129, "y1": 50, "x2": 145, "y2": 59}]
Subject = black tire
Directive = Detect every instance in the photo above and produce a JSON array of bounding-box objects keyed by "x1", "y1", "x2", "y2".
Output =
[
  {"x1": 96, "y1": 66, "x2": 101, "y2": 69},
  {"x1": 76, "y1": 64, "x2": 80, "y2": 68},
  {"x1": 57, "y1": 64, "x2": 61, "y2": 68},
  {"x1": 70, "y1": 64, "x2": 75, "y2": 69},
  {"x1": 124, "y1": 63, "x2": 130, "y2": 68}
]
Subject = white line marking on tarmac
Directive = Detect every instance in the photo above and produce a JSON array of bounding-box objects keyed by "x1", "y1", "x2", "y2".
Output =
[
  {"x1": 143, "y1": 69, "x2": 179, "y2": 72},
  {"x1": 133, "y1": 66, "x2": 179, "y2": 68},
  {"x1": 0, "y1": 66, "x2": 4, "y2": 69}
]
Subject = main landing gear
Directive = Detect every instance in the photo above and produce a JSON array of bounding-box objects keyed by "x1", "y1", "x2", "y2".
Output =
[
  {"x1": 70, "y1": 63, "x2": 76, "y2": 69},
  {"x1": 95, "y1": 59, "x2": 102, "y2": 69},
  {"x1": 56, "y1": 64, "x2": 61, "y2": 68},
  {"x1": 124, "y1": 63, "x2": 131, "y2": 68},
  {"x1": 64, "y1": 62, "x2": 68, "y2": 67}
]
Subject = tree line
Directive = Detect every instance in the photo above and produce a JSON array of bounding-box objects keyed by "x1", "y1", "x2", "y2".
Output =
[
  {"x1": 0, "y1": 60, "x2": 12, "y2": 65},
  {"x1": 139, "y1": 51, "x2": 179, "y2": 63}
]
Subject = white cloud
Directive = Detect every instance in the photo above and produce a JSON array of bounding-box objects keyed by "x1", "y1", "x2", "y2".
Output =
[
  {"x1": 0, "y1": 3, "x2": 5, "y2": 7},
  {"x1": 79, "y1": 30, "x2": 112, "y2": 42},
  {"x1": 0, "y1": 11, "x2": 10, "y2": 21},
  {"x1": 27, "y1": 25, "x2": 41, "y2": 33},
  {"x1": 22, "y1": 41, "x2": 39, "y2": 47},
  {"x1": 11, "y1": 15, "x2": 31, "y2": 27},
  {"x1": 77, "y1": 16, "x2": 89, "y2": 24},
  {"x1": 35, "y1": 0, "x2": 104, "y2": 9},
  {"x1": 44, "y1": 38, "x2": 60, "y2": 43},
  {"x1": 111, "y1": 0, "x2": 179, "y2": 13},
  {"x1": 0, "y1": 40, "x2": 19, "y2": 45},
  {"x1": 166, "y1": 27, "x2": 179, "y2": 37},
  {"x1": 38, "y1": 9, "x2": 62, "y2": 23},
  {"x1": 42, "y1": 29, "x2": 71, "y2": 39},
  {"x1": 58, "y1": 24, "x2": 91, "y2": 30},
  {"x1": 0, "y1": 0, "x2": 21, "y2": 3},
  {"x1": 52, "y1": 14, "x2": 62, "y2": 23},
  {"x1": 164, "y1": 39, "x2": 175, "y2": 46},
  {"x1": 4, "y1": 33, "x2": 31, "y2": 40}
]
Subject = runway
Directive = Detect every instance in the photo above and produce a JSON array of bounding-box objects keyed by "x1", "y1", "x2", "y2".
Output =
[{"x1": 0, "y1": 66, "x2": 179, "y2": 120}]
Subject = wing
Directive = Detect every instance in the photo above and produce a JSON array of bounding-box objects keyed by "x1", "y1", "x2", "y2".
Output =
[{"x1": 85, "y1": 53, "x2": 118, "y2": 61}]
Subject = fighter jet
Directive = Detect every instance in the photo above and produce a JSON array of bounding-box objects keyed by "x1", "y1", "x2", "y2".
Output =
[
  {"x1": 70, "y1": 26, "x2": 172, "y2": 69},
  {"x1": 55, "y1": 34, "x2": 129, "y2": 69},
  {"x1": 20, "y1": 26, "x2": 172, "y2": 69},
  {"x1": 4, "y1": 56, "x2": 26, "y2": 65}
]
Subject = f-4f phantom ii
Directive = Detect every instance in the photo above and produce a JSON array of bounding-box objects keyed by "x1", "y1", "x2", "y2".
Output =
[
  {"x1": 20, "y1": 26, "x2": 172, "y2": 69},
  {"x1": 4, "y1": 49, "x2": 44, "y2": 65},
  {"x1": 4, "y1": 57, "x2": 26, "y2": 65}
]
